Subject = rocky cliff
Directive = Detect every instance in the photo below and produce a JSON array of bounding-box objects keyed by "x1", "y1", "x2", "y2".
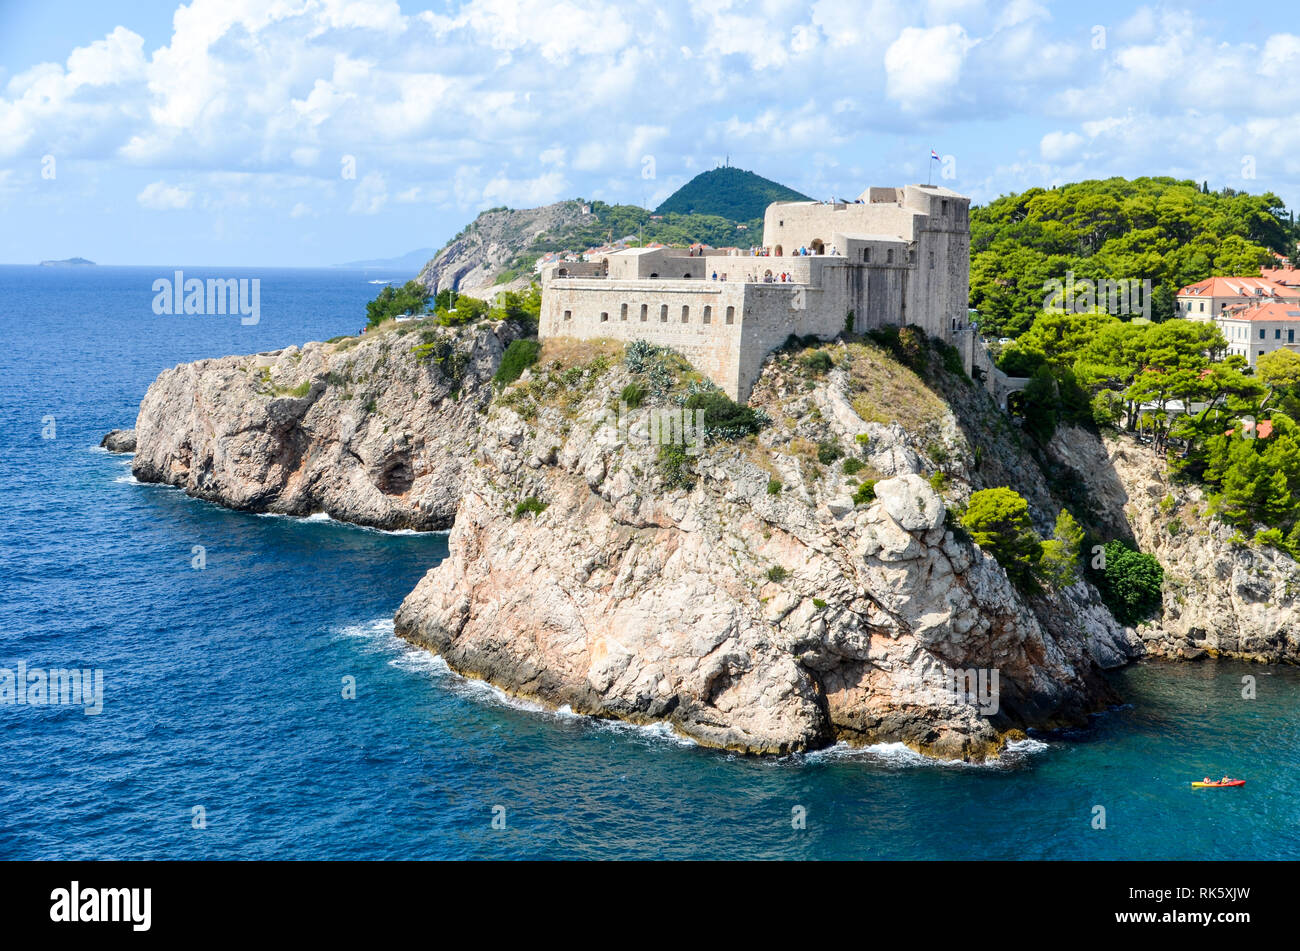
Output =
[
  {"x1": 118, "y1": 315, "x2": 1300, "y2": 759},
  {"x1": 1049, "y1": 426, "x2": 1300, "y2": 664},
  {"x1": 130, "y1": 318, "x2": 521, "y2": 530},
  {"x1": 416, "y1": 201, "x2": 593, "y2": 296},
  {"x1": 393, "y1": 339, "x2": 1139, "y2": 758}
]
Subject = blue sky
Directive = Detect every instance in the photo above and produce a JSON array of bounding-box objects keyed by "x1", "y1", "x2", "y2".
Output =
[{"x1": 1, "y1": 0, "x2": 1297, "y2": 266}]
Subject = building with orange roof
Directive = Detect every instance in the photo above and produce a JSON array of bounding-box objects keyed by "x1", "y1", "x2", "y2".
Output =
[
  {"x1": 1216, "y1": 298, "x2": 1300, "y2": 366},
  {"x1": 1176, "y1": 275, "x2": 1299, "y2": 322},
  {"x1": 1260, "y1": 265, "x2": 1300, "y2": 287}
]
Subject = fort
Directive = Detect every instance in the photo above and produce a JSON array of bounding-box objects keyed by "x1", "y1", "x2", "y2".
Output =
[{"x1": 539, "y1": 183, "x2": 980, "y2": 400}]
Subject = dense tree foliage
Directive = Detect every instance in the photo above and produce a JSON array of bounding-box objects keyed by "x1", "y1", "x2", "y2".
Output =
[
  {"x1": 530, "y1": 201, "x2": 761, "y2": 253},
  {"x1": 970, "y1": 177, "x2": 1295, "y2": 337},
  {"x1": 1091, "y1": 541, "x2": 1164, "y2": 625},
  {"x1": 366, "y1": 282, "x2": 540, "y2": 332},
  {"x1": 365, "y1": 280, "x2": 430, "y2": 328},
  {"x1": 959, "y1": 489, "x2": 1088, "y2": 593},
  {"x1": 961, "y1": 488, "x2": 1044, "y2": 589},
  {"x1": 1000, "y1": 307, "x2": 1300, "y2": 553}
]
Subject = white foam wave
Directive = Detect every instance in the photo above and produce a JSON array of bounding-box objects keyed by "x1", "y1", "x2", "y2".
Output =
[
  {"x1": 335, "y1": 617, "x2": 696, "y2": 747},
  {"x1": 335, "y1": 619, "x2": 1052, "y2": 763},
  {"x1": 803, "y1": 736, "x2": 1051, "y2": 769},
  {"x1": 255, "y1": 509, "x2": 446, "y2": 535}
]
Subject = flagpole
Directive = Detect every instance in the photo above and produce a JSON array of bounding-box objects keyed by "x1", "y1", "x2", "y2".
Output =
[{"x1": 927, "y1": 149, "x2": 933, "y2": 187}]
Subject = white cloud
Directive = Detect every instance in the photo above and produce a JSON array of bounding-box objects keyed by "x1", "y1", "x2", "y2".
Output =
[
  {"x1": 884, "y1": 25, "x2": 973, "y2": 112},
  {"x1": 349, "y1": 172, "x2": 388, "y2": 214},
  {"x1": 137, "y1": 181, "x2": 194, "y2": 210},
  {"x1": 1040, "y1": 131, "x2": 1084, "y2": 162},
  {"x1": 0, "y1": 0, "x2": 1297, "y2": 238}
]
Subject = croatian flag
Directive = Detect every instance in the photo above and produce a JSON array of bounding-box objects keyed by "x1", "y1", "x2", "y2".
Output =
[{"x1": 930, "y1": 149, "x2": 940, "y2": 161}]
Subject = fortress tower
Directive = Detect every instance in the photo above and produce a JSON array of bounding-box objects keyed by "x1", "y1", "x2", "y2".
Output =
[{"x1": 539, "y1": 184, "x2": 972, "y2": 401}]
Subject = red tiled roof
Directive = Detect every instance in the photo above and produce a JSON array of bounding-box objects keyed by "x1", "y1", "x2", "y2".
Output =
[
  {"x1": 1218, "y1": 299, "x2": 1300, "y2": 322},
  {"x1": 1177, "y1": 276, "x2": 1293, "y2": 298},
  {"x1": 1261, "y1": 267, "x2": 1300, "y2": 286}
]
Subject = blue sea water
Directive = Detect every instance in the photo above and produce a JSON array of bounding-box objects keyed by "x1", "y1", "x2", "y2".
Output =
[{"x1": 1, "y1": 264, "x2": 1299, "y2": 860}]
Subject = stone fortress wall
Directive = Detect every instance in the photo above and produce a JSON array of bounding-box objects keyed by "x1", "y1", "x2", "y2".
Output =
[{"x1": 539, "y1": 184, "x2": 974, "y2": 401}]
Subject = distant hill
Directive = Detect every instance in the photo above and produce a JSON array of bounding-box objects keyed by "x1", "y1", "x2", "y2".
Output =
[
  {"x1": 411, "y1": 168, "x2": 809, "y2": 295},
  {"x1": 39, "y1": 257, "x2": 95, "y2": 267},
  {"x1": 416, "y1": 199, "x2": 770, "y2": 294},
  {"x1": 337, "y1": 248, "x2": 438, "y2": 271},
  {"x1": 654, "y1": 167, "x2": 810, "y2": 221}
]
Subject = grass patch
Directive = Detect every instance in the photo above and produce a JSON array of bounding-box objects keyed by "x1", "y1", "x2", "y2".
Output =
[
  {"x1": 620, "y1": 382, "x2": 647, "y2": 409},
  {"x1": 843, "y1": 341, "x2": 947, "y2": 432},
  {"x1": 799, "y1": 350, "x2": 834, "y2": 375},
  {"x1": 494, "y1": 338, "x2": 542, "y2": 386},
  {"x1": 270, "y1": 379, "x2": 312, "y2": 398},
  {"x1": 539, "y1": 336, "x2": 623, "y2": 373}
]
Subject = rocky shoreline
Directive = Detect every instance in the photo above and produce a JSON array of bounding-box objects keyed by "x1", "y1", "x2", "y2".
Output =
[
  {"x1": 126, "y1": 319, "x2": 520, "y2": 531},
  {"x1": 111, "y1": 327, "x2": 1300, "y2": 759}
]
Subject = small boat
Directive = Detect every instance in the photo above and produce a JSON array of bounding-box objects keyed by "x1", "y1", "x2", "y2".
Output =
[{"x1": 1191, "y1": 779, "x2": 1245, "y2": 787}]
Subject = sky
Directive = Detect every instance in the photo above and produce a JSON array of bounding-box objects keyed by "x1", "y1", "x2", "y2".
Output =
[{"x1": 0, "y1": 0, "x2": 1297, "y2": 267}]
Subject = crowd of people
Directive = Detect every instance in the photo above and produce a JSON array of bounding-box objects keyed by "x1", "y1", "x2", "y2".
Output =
[{"x1": 742, "y1": 244, "x2": 838, "y2": 257}]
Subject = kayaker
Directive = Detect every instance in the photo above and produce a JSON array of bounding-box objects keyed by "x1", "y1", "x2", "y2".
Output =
[{"x1": 1203, "y1": 777, "x2": 1212, "y2": 784}]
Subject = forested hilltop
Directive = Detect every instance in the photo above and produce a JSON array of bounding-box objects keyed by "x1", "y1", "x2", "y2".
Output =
[
  {"x1": 971, "y1": 177, "x2": 1299, "y2": 337},
  {"x1": 653, "y1": 166, "x2": 811, "y2": 220}
]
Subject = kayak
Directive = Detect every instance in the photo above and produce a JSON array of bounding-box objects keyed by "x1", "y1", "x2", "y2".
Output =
[{"x1": 1191, "y1": 780, "x2": 1245, "y2": 787}]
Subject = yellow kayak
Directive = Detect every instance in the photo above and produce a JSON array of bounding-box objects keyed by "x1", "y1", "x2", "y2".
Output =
[{"x1": 1191, "y1": 779, "x2": 1245, "y2": 787}]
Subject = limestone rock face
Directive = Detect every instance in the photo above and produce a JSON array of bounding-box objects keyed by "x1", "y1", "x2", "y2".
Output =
[
  {"x1": 416, "y1": 201, "x2": 593, "y2": 296},
  {"x1": 1050, "y1": 426, "x2": 1300, "y2": 663},
  {"x1": 100, "y1": 429, "x2": 136, "y2": 453},
  {"x1": 395, "y1": 350, "x2": 1139, "y2": 759},
  {"x1": 130, "y1": 320, "x2": 520, "y2": 530}
]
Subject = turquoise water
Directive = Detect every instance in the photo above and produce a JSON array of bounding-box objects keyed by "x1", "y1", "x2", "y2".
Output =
[{"x1": 2, "y1": 265, "x2": 1298, "y2": 860}]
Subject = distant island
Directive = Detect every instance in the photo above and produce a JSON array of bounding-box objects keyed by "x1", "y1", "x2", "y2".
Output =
[{"x1": 39, "y1": 257, "x2": 96, "y2": 267}]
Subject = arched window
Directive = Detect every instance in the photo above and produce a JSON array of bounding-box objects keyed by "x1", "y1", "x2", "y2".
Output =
[
  {"x1": 640, "y1": 304, "x2": 648, "y2": 322},
  {"x1": 683, "y1": 273, "x2": 692, "y2": 279},
  {"x1": 810, "y1": 239, "x2": 825, "y2": 254},
  {"x1": 725, "y1": 306, "x2": 735, "y2": 325},
  {"x1": 703, "y1": 305, "x2": 712, "y2": 324},
  {"x1": 620, "y1": 303, "x2": 628, "y2": 321},
  {"x1": 681, "y1": 305, "x2": 689, "y2": 323},
  {"x1": 660, "y1": 304, "x2": 668, "y2": 322},
  {"x1": 563, "y1": 309, "x2": 572, "y2": 321}
]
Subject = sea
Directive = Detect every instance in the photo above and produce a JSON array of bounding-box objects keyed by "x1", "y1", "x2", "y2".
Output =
[{"x1": 1, "y1": 264, "x2": 1297, "y2": 860}]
